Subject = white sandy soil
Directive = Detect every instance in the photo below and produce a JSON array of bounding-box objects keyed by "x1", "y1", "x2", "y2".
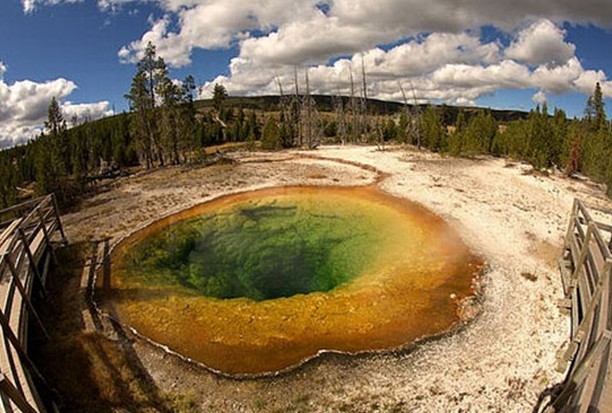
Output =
[{"x1": 61, "y1": 145, "x2": 612, "y2": 413}]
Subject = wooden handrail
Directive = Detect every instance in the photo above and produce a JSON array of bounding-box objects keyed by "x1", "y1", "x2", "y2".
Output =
[
  {"x1": 0, "y1": 193, "x2": 65, "y2": 413},
  {"x1": 549, "y1": 199, "x2": 612, "y2": 412}
]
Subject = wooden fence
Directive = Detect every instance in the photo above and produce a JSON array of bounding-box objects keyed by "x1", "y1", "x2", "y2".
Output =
[
  {"x1": 0, "y1": 195, "x2": 66, "y2": 413},
  {"x1": 547, "y1": 199, "x2": 612, "y2": 412}
]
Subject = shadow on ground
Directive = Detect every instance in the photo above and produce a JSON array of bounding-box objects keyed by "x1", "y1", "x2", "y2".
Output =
[{"x1": 30, "y1": 242, "x2": 197, "y2": 413}]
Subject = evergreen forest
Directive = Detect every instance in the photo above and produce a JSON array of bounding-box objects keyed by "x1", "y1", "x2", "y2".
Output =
[{"x1": 1, "y1": 43, "x2": 611, "y2": 211}]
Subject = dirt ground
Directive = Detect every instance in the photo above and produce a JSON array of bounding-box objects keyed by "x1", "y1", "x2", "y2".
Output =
[{"x1": 41, "y1": 145, "x2": 612, "y2": 412}]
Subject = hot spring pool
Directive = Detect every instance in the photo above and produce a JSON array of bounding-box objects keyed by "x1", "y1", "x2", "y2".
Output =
[{"x1": 103, "y1": 186, "x2": 481, "y2": 376}]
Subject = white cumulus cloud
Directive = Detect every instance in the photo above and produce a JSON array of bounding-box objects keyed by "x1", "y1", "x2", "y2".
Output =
[
  {"x1": 17, "y1": 0, "x2": 612, "y2": 119},
  {"x1": 62, "y1": 101, "x2": 113, "y2": 124},
  {"x1": 506, "y1": 19, "x2": 576, "y2": 67},
  {"x1": 103, "y1": 0, "x2": 612, "y2": 108},
  {"x1": 111, "y1": 0, "x2": 612, "y2": 69},
  {"x1": 532, "y1": 90, "x2": 547, "y2": 105},
  {"x1": 21, "y1": 0, "x2": 83, "y2": 14},
  {"x1": 0, "y1": 64, "x2": 111, "y2": 148}
]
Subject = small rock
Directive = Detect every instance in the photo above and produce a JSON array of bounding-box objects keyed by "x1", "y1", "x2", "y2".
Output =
[{"x1": 521, "y1": 272, "x2": 537, "y2": 282}]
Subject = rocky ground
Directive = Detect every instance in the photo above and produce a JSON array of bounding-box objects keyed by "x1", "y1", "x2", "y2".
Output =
[{"x1": 54, "y1": 145, "x2": 612, "y2": 412}]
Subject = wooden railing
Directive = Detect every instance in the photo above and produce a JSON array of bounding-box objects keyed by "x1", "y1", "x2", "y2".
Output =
[
  {"x1": 0, "y1": 195, "x2": 66, "y2": 413},
  {"x1": 547, "y1": 199, "x2": 612, "y2": 412}
]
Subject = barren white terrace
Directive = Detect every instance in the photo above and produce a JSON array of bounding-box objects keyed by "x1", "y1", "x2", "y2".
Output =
[{"x1": 62, "y1": 145, "x2": 612, "y2": 412}]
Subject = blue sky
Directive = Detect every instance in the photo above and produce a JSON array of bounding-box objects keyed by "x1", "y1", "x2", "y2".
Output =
[{"x1": 1, "y1": 0, "x2": 612, "y2": 147}]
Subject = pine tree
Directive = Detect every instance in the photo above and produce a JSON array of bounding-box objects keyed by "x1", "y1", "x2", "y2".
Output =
[
  {"x1": 261, "y1": 117, "x2": 282, "y2": 150},
  {"x1": 527, "y1": 105, "x2": 555, "y2": 170},
  {"x1": 384, "y1": 118, "x2": 397, "y2": 141},
  {"x1": 449, "y1": 109, "x2": 466, "y2": 155},
  {"x1": 581, "y1": 84, "x2": 611, "y2": 182},
  {"x1": 0, "y1": 158, "x2": 17, "y2": 209},
  {"x1": 397, "y1": 110, "x2": 409, "y2": 143},
  {"x1": 125, "y1": 42, "x2": 167, "y2": 167},
  {"x1": 585, "y1": 82, "x2": 607, "y2": 131},
  {"x1": 45, "y1": 97, "x2": 66, "y2": 137},
  {"x1": 551, "y1": 108, "x2": 568, "y2": 167},
  {"x1": 178, "y1": 75, "x2": 198, "y2": 161},
  {"x1": 156, "y1": 67, "x2": 182, "y2": 164},
  {"x1": 35, "y1": 98, "x2": 71, "y2": 203},
  {"x1": 463, "y1": 110, "x2": 497, "y2": 155},
  {"x1": 420, "y1": 105, "x2": 444, "y2": 151},
  {"x1": 212, "y1": 83, "x2": 228, "y2": 113}
]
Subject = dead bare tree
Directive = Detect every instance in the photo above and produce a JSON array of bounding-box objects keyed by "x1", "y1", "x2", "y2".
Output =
[
  {"x1": 275, "y1": 74, "x2": 292, "y2": 147},
  {"x1": 410, "y1": 82, "x2": 422, "y2": 149},
  {"x1": 333, "y1": 94, "x2": 347, "y2": 144},
  {"x1": 300, "y1": 68, "x2": 322, "y2": 148},
  {"x1": 304, "y1": 69, "x2": 312, "y2": 147},
  {"x1": 397, "y1": 81, "x2": 410, "y2": 144},
  {"x1": 349, "y1": 66, "x2": 359, "y2": 142},
  {"x1": 360, "y1": 54, "x2": 369, "y2": 142},
  {"x1": 293, "y1": 66, "x2": 302, "y2": 146},
  {"x1": 374, "y1": 116, "x2": 385, "y2": 151}
]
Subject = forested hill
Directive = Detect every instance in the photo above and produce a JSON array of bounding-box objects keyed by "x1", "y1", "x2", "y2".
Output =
[
  {"x1": 195, "y1": 95, "x2": 529, "y2": 123},
  {"x1": 0, "y1": 82, "x2": 609, "y2": 212}
]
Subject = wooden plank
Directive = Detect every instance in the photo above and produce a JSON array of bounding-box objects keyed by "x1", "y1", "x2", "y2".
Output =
[
  {"x1": 583, "y1": 253, "x2": 597, "y2": 295},
  {"x1": 17, "y1": 231, "x2": 46, "y2": 299},
  {"x1": 594, "y1": 220, "x2": 612, "y2": 234},
  {"x1": 0, "y1": 220, "x2": 22, "y2": 251},
  {"x1": 555, "y1": 199, "x2": 612, "y2": 413},
  {"x1": 598, "y1": 260, "x2": 610, "y2": 332},
  {"x1": 564, "y1": 200, "x2": 579, "y2": 250},
  {"x1": 555, "y1": 337, "x2": 609, "y2": 412},
  {"x1": 40, "y1": 253, "x2": 51, "y2": 288},
  {"x1": 80, "y1": 246, "x2": 97, "y2": 333},
  {"x1": 576, "y1": 274, "x2": 592, "y2": 322},
  {"x1": 571, "y1": 288, "x2": 581, "y2": 340},
  {"x1": 604, "y1": 260, "x2": 612, "y2": 332},
  {"x1": 573, "y1": 334, "x2": 612, "y2": 413},
  {"x1": 0, "y1": 197, "x2": 47, "y2": 219},
  {"x1": 572, "y1": 225, "x2": 593, "y2": 280},
  {"x1": 595, "y1": 341, "x2": 612, "y2": 412},
  {"x1": 51, "y1": 194, "x2": 67, "y2": 244},
  {"x1": 0, "y1": 195, "x2": 60, "y2": 413},
  {"x1": 35, "y1": 210, "x2": 56, "y2": 266},
  {"x1": 574, "y1": 217, "x2": 586, "y2": 243},
  {"x1": 569, "y1": 233, "x2": 581, "y2": 272},
  {"x1": 2, "y1": 257, "x2": 49, "y2": 340},
  {"x1": 574, "y1": 286, "x2": 602, "y2": 363},
  {"x1": 0, "y1": 335, "x2": 23, "y2": 410},
  {"x1": 0, "y1": 308, "x2": 47, "y2": 405},
  {"x1": 591, "y1": 227, "x2": 611, "y2": 261},
  {"x1": 577, "y1": 199, "x2": 597, "y2": 225},
  {"x1": 559, "y1": 257, "x2": 573, "y2": 295},
  {"x1": 0, "y1": 374, "x2": 38, "y2": 413},
  {"x1": 588, "y1": 244, "x2": 605, "y2": 285},
  {"x1": 587, "y1": 338, "x2": 610, "y2": 412}
]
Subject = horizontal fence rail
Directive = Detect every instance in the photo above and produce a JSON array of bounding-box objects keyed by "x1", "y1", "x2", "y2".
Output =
[
  {"x1": 549, "y1": 199, "x2": 612, "y2": 412},
  {"x1": 0, "y1": 195, "x2": 66, "y2": 413}
]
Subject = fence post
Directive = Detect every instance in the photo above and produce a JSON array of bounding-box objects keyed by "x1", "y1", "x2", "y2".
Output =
[
  {"x1": 0, "y1": 374, "x2": 39, "y2": 413},
  {"x1": 51, "y1": 194, "x2": 67, "y2": 245},
  {"x1": 36, "y1": 208, "x2": 57, "y2": 266},
  {"x1": 2, "y1": 255, "x2": 50, "y2": 341},
  {"x1": 0, "y1": 307, "x2": 50, "y2": 390},
  {"x1": 17, "y1": 229, "x2": 47, "y2": 298}
]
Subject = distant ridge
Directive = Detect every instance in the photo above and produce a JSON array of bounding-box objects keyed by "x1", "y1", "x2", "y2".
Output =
[{"x1": 194, "y1": 94, "x2": 529, "y2": 123}]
